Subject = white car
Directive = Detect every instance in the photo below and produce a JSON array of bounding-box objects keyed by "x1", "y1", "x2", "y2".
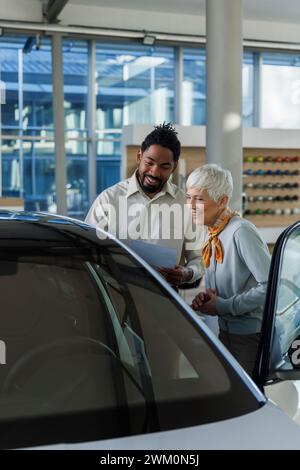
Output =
[{"x1": 0, "y1": 212, "x2": 300, "y2": 450}]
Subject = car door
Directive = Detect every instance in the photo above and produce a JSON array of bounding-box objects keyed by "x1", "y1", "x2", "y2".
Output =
[{"x1": 254, "y1": 220, "x2": 300, "y2": 422}]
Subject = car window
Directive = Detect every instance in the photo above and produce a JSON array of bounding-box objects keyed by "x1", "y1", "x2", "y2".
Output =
[
  {"x1": 274, "y1": 231, "x2": 300, "y2": 358},
  {"x1": 0, "y1": 243, "x2": 261, "y2": 448}
]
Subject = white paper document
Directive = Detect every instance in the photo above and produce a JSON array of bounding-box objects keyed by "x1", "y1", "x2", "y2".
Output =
[{"x1": 128, "y1": 240, "x2": 177, "y2": 268}]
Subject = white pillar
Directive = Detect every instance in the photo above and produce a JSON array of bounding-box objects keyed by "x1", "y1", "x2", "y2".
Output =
[{"x1": 206, "y1": 0, "x2": 243, "y2": 212}]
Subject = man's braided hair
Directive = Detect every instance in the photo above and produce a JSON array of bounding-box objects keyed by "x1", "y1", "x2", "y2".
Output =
[{"x1": 141, "y1": 122, "x2": 181, "y2": 161}]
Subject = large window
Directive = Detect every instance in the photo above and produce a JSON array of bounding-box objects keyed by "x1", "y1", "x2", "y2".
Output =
[
  {"x1": 261, "y1": 52, "x2": 300, "y2": 129},
  {"x1": 0, "y1": 35, "x2": 55, "y2": 212},
  {"x1": 5, "y1": 33, "x2": 300, "y2": 221},
  {"x1": 95, "y1": 43, "x2": 175, "y2": 195},
  {"x1": 63, "y1": 39, "x2": 89, "y2": 219}
]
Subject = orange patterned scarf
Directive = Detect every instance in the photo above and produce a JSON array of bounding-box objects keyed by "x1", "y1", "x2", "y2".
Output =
[{"x1": 202, "y1": 212, "x2": 239, "y2": 268}]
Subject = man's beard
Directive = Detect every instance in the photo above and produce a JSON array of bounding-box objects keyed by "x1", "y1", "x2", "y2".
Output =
[{"x1": 138, "y1": 173, "x2": 164, "y2": 193}]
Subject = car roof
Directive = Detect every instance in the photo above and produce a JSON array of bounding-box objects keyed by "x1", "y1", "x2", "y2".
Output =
[{"x1": 0, "y1": 210, "x2": 98, "y2": 243}]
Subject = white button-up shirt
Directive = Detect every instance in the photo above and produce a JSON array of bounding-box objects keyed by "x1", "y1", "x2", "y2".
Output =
[{"x1": 85, "y1": 172, "x2": 204, "y2": 282}]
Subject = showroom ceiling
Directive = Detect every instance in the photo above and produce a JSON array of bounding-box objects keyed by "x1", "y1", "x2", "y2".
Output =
[{"x1": 68, "y1": 0, "x2": 300, "y2": 23}]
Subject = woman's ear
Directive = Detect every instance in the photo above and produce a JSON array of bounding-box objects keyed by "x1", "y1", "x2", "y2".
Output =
[{"x1": 220, "y1": 195, "x2": 229, "y2": 207}]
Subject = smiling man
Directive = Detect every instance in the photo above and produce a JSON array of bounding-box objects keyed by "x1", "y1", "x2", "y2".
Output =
[{"x1": 85, "y1": 123, "x2": 204, "y2": 288}]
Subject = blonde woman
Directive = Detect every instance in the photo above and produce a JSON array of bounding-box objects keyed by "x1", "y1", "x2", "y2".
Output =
[{"x1": 187, "y1": 164, "x2": 271, "y2": 377}]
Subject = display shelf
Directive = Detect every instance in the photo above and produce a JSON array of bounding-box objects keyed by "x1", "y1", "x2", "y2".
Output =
[{"x1": 243, "y1": 148, "x2": 300, "y2": 227}]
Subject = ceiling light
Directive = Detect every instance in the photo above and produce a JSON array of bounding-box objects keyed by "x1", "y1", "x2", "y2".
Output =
[{"x1": 143, "y1": 34, "x2": 156, "y2": 46}]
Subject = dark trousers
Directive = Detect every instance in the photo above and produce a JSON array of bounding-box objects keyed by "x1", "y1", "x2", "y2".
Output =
[{"x1": 219, "y1": 329, "x2": 260, "y2": 377}]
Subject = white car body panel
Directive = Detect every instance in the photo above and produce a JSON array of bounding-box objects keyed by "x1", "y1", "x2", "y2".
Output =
[
  {"x1": 36, "y1": 400, "x2": 300, "y2": 450},
  {"x1": 265, "y1": 380, "x2": 300, "y2": 425}
]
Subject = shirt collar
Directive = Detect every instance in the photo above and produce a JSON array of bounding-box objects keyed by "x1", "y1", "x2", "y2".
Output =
[
  {"x1": 126, "y1": 171, "x2": 177, "y2": 199},
  {"x1": 126, "y1": 171, "x2": 140, "y2": 198},
  {"x1": 163, "y1": 178, "x2": 177, "y2": 199}
]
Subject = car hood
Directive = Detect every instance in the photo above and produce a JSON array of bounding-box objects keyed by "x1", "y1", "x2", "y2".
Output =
[{"x1": 34, "y1": 400, "x2": 300, "y2": 450}]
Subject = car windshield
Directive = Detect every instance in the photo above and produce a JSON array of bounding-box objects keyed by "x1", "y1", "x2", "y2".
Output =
[{"x1": 0, "y1": 241, "x2": 261, "y2": 447}]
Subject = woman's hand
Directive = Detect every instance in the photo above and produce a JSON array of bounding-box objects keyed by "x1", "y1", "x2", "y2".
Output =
[{"x1": 191, "y1": 288, "x2": 218, "y2": 316}]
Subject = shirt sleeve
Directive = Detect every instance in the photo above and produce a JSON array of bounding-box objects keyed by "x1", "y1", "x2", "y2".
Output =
[
  {"x1": 85, "y1": 192, "x2": 109, "y2": 232},
  {"x1": 184, "y1": 248, "x2": 205, "y2": 282},
  {"x1": 181, "y1": 225, "x2": 206, "y2": 283},
  {"x1": 216, "y1": 225, "x2": 271, "y2": 316}
]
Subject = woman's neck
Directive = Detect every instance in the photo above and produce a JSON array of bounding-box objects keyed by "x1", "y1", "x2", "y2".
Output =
[{"x1": 209, "y1": 207, "x2": 231, "y2": 229}]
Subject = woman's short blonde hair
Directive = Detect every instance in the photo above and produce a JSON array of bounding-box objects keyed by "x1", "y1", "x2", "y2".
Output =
[{"x1": 186, "y1": 164, "x2": 233, "y2": 203}]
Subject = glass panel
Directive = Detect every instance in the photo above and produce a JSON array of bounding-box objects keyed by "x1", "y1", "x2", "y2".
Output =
[
  {"x1": 96, "y1": 137, "x2": 121, "y2": 157},
  {"x1": 0, "y1": 36, "x2": 53, "y2": 135},
  {"x1": 183, "y1": 47, "x2": 206, "y2": 125},
  {"x1": 243, "y1": 51, "x2": 254, "y2": 127},
  {"x1": 66, "y1": 154, "x2": 89, "y2": 218},
  {"x1": 95, "y1": 133, "x2": 121, "y2": 192},
  {"x1": 0, "y1": 35, "x2": 55, "y2": 211},
  {"x1": 0, "y1": 36, "x2": 28, "y2": 132},
  {"x1": 261, "y1": 52, "x2": 300, "y2": 129},
  {"x1": 96, "y1": 157, "x2": 120, "y2": 195},
  {"x1": 182, "y1": 48, "x2": 254, "y2": 127},
  {"x1": 1, "y1": 137, "x2": 55, "y2": 211},
  {"x1": 274, "y1": 227, "x2": 300, "y2": 364},
  {"x1": 63, "y1": 40, "x2": 89, "y2": 219},
  {"x1": 95, "y1": 43, "x2": 175, "y2": 129},
  {"x1": 63, "y1": 39, "x2": 88, "y2": 132},
  {"x1": 1, "y1": 140, "x2": 23, "y2": 198},
  {"x1": 23, "y1": 140, "x2": 55, "y2": 212},
  {"x1": 22, "y1": 40, "x2": 54, "y2": 131}
]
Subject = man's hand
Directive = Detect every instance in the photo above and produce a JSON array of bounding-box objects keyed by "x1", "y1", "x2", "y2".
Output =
[
  {"x1": 157, "y1": 265, "x2": 193, "y2": 286},
  {"x1": 191, "y1": 288, "x2": 218, "y2": 316}
]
